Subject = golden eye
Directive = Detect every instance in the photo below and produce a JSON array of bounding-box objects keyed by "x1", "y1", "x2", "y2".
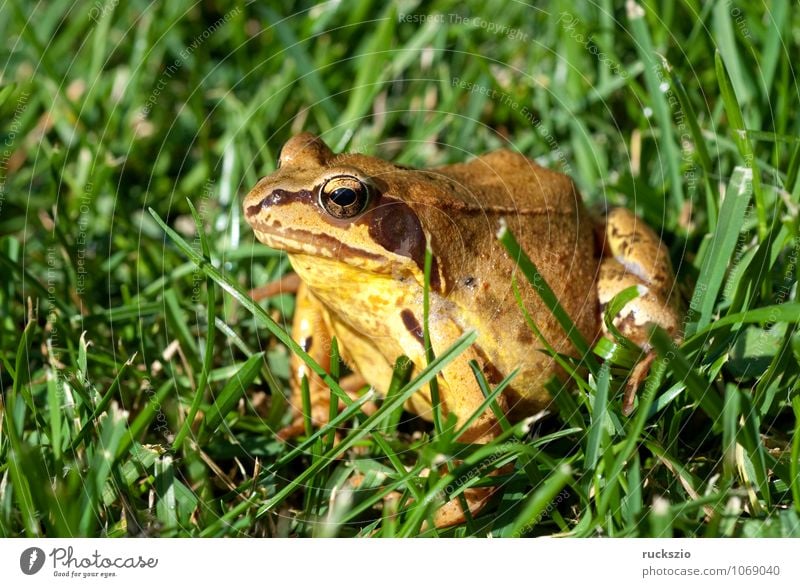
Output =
[{"x1": 319, "y1": 175, "x2": 371, "y2": 219}]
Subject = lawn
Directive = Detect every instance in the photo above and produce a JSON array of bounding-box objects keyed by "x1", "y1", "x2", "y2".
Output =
[{"x1": 1, "y1": 0, "x2": 799, "y2": 537}]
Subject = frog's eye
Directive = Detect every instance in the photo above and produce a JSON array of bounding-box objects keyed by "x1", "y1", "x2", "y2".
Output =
[{"x1": 319, "y1": 175, "x2": 371, "y2": 219}]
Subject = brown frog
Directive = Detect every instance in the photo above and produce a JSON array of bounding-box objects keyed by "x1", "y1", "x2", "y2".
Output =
[{"x1": 243, "y1": 133, "x2": 680, "y2": 524}]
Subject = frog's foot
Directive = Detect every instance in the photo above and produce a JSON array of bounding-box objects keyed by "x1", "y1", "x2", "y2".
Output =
[
  {"x1": 598, "y1": 208, "x2": 681, "y2": 411},
  {"x1": 424, "y1": 459, "x2": 513, "y2": 529},
  {"x1": 432, "y1": 486, "x2": 497, "y2": 528},
  {"x1": 622, "y1": 350, "x2": 656, "y2": 415},
  {"x1": 276, "y1": 373, "x2": 375, "y2": 441}
]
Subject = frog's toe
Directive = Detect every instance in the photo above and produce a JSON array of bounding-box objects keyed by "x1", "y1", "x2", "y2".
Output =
[{"x1": 431, "y1": 487, "x2": 497, "y2": 529}]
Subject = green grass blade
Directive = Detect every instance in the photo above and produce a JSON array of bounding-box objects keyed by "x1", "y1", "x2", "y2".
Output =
[
  {"x1": 70, "y1": 354, "x2": 136, "y2": 451},
  {"x1": 423, "y1": 246, "x2": 443, "y2": 435},
  {"x1": 154, "y1": 455, "x2": 178, "y2": 530},
  {"x1": 254, "y1": 330, "x2": 477, "y2": 518},
  {"x1": 198, "y1": 353, "x2": 264, "y2": 438},
  {"x1": 688, "y1": 166, "x2": 753, "y2": 335},
  {"x1": 585, "y1": 363, "x2": 610, "y2": 472},
  {"x1": 715, "y1": 51, "x2": 766, "y2": 238},
  {"x1": 498, "y1": 223, "x2": 598, "y2": 373},
  {"x1": 509, "y1": 464, "x2": 572, "y2": 537},
  {"x1": 627, "y1": 1, "x2": 683, "y2": 210},
  {"x1": 173, "y1": 198, "x2": 218, "y2": 450},
  {"x1": 649, "y1": 327, "x2": 723, "y2": 423}
]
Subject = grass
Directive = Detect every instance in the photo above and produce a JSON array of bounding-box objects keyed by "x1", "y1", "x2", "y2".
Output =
[{"x1": 1, "y1": 0, "x2": 799, "y2": 537}]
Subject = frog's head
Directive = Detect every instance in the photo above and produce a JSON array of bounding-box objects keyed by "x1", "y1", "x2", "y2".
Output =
[{"x1": 244, "y1": 133, "x2": 443, "y2": 290}]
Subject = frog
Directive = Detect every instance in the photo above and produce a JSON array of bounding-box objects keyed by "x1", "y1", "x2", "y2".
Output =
[{"x1": 243, "y1": 132, "x2": 680, "y2": 525}]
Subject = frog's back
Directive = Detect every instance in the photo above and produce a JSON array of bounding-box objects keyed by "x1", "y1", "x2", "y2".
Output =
[{"x1": 434, "y1": 149, "x2": 582, "y2": 214}]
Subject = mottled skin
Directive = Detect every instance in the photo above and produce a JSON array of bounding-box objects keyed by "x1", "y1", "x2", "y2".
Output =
[{"x1": 243, "y1": 133, "x2": 680, "y2": 524}]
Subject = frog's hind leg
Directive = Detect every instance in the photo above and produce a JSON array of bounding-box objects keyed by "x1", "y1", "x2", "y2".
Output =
[
  {"x1": 277, "y1": 282, "x2": 374, "y2": 441},
  {"x1": 598, "y1": 208, "x2": 681, "y2": 413}
]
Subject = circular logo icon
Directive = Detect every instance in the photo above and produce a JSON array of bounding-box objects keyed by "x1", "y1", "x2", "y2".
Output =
[{"x1": 20, "y1": 547, "x2": 46, "y2": 575}]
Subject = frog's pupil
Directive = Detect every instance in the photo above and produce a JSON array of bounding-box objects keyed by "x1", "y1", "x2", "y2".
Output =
[{"x1": 331, "y1": 187, "x2": 357, "y2": 207}]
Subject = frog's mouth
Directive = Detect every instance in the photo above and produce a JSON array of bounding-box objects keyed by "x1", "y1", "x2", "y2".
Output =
[{"x1": 249, "y1": 219, "x2": 436, "y2": 294}]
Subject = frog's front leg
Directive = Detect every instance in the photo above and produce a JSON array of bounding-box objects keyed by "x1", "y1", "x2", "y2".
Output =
[
  {"x1": 420, "y1": 316, "x2": 509, "y2": 527},
  {"x1": 278, "y1": 282, "x2": 370, "y2": 440},
  {"x1": 598, "y1": 208, "x2": 681, "y2": 412}
]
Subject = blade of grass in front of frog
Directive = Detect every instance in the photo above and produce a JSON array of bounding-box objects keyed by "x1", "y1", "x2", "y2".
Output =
[
  {"x1": 510, "y1": 278, "x2": 593, "y2": 396},
  {"x1": 300, "y1": 374, "x2": 313, "y2": 438},
  {"x1": 592, "y1": 337, "x2": 641, "y2": 368},
  {"x1": 602, "y1": 285, "x2": 644, "y2": 352},
  {"x1": 173, "y1": 198, "x2": 218, "y2": 451},
  {"x1": 498, "y1": 223, "x2": 599, "y2": 376},
  {"x1": 649, "y1": 327, "x2": 723, "y2": 423},
  {"x1": 595, "y1": 356, "x2": 666, "y2": 520},
  {"x1": 427, "y1": 448, "x2": 523, "y2": 512},
  {"x1": 338, "y1": 464, "x2": 427, "y2": 526},
  {"x1": 460, "y1": 361, "x2": 516, "y2": 437},
  {"x1": 325, "y1": 337, "x2": 341, "y2": 451},
  {"x1": 687, "y1": 166, "x2": 753, "y2": 336},
  {"x1": 404, "y1": 428, "x2": 534, "y2": 537},
  {"x1": 508, "y1": 463, "x2": 572, "y2": 538},
  {"x1": 584, "y1": 362, "x2": 611, "y2": 473},
  {"x1": 149, "y1": 207, "x2": 413, "y2": 483},
  {"x1": 423, "y1": 245, "x2": 444, "y2": 436},
  {"x1": 380, "y1": 355, "x2": 414, "y2": 435},
  {"x1": 254, "y1": 329, "x2": 478, "y2": 520}
]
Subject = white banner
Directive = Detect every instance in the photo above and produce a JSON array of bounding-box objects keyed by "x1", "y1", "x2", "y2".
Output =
[{"x1": 1, "y1": 538, "x2": 798, "y2": 586}]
